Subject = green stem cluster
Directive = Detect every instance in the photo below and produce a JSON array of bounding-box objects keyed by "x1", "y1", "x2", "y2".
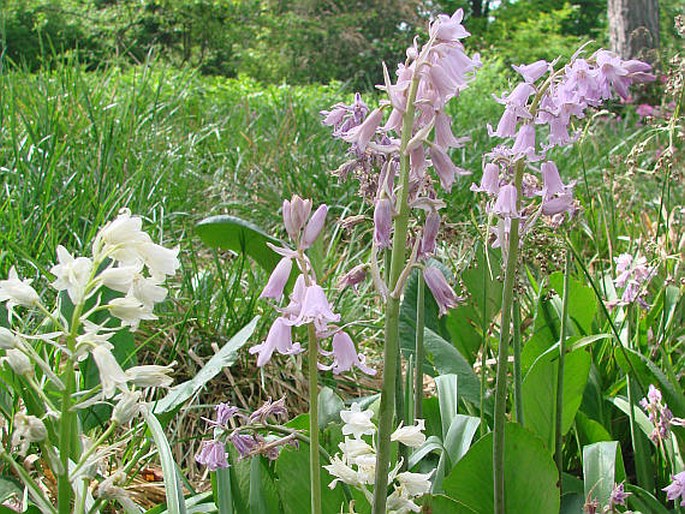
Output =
[
  {"x1": 371, "y1": 65, "x2": 421, "y2": 514},
  {"x1": 493, "y1": 161, "x2": 524, "y2": 514}
]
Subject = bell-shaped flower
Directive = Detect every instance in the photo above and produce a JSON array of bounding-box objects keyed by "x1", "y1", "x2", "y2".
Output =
[
  {"x1": 195, "y1": 439, "x2": 229, "y2": 471},
  {"x1": 540, "y1": 161, "x2": 566, "y2": 199},
  {"x1": 92, "y1": 345, "x2": 128, "y2": 399},
  {"x1": 138, "y1": 242, "x2": 180, "y2": 279},
  {"x1": 512, "y1": 123, "x2": 537, "y2": 159},
  {"x1": 231, "y1": 433, "x2": 259, "y2": 459},
  {"x1": 340, "y1": 403, "x2": 376, "y2": 439},
  {"x1": 391, "y1": 419, "x2": 426, "y2": 448},
  {"x1": 396, "y1": 470, "x2": 434, "y2": 497},
  {"x1": 94, "y1": 209, "x2": 151, "y2": 264},
  {"x1": 111, "y1": 390, "x2": 142, "y2": 425},
  {"x1": 260, "y1": 257, "x2": 292, "y2": 300},
  {"x1": 430, "y1": 145, "x2": 468, "y2": 192},
  {"x1": 423, "y1": 266, "x2": 460, "y2": 317},
  {"x1": 493, "y1": 184, "x2": 519, "y2": 218},
  {"x1": 4, "y1": 349, "x2": 33, "y2": 376},
  {"x1": 0, "y1": 328, "x2": 18, "y2": 350},
  {"x1": 125, "y1": 363, "x2": 175, "y2": 388},
  {"x1": 341, "y1": 108, "x2": 383, "y2": 152},
  {"x1": 324, "y1": 454, "x2": 365, "y2": 489},
  {"x1": 131, "y1": 274, "x2": 168, "y2": 307},
  {"x1": 301, "y1": 204, "x2": 328, "y2": 249},
  {"x1": 512, "y1": 60, "x2": 550, "y2": 83},
  {"x1": 542, "y1": 193, "x2": 575, "y2": 216},
  {"x1": 470, "y1": 162, "x2": 500, "y2": 196},
  {"x1": 419, "y1": 211, "x2": 441, "y2": 258},
  {"x1": 429, "y1": 9, "x2": 470, "y2": 42},
  {"x1": 99, "y1": 265, "x2": 140, "y2": 294},
  {"x1": 108, "y1": 295, "x2": 157, "y2": 330},
  {"x1": 0, "y1": 267, "x2": 40, "y2": 309},
  {"x1": 373, "y1": 198, "x2": 393, "y2": 249},
  {"x1": 287, "y1": 284, "x2": 341, "y2": 332},
  {"x1": 50, "y1": 246, "x2": 93, "y2": 304},
  {"x1": 249, "y1": 317, "x2": 302, "y2": 367},
  {"x1": 319, "y1": 331, "x2": 376, "y2": 376}
]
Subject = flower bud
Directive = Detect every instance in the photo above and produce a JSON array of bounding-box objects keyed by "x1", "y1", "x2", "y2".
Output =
[
  {"x1": 112, "y1": 390, "x2": 142, "y2": 425},
  {"x1": 373, "y1": 198, "x2": 393, "y2": 249},
  {"x1": 419, "y1": 211, "x2": 441, "y2": 258},
  {"x1": 337, "y1": 264, "x2": 367, "y2": 291},
  {"x1": 423, "y1": 266, "x2": 460, "y2": 317},
  {"x1": 260, "y1": 257, "x2": 292, "y2": 300},
  {"x1": 13, "y1": 412, "x2": 47, "y2": 443},
  {"x1": 0, "y1": 327, "x2": 18, "y2": 349},
  {"x1": 301, "y1": 205, "x2": 328, "y2": 249},
  {"x1": 289, "y1": 196, "x2": 312, "y2": 237},
  {"x1": 125, "y1": 363, "x2": 175, "y2": 388},
  {"x1": 4, "y1": 349, "x2": 33, "y2": 376}
]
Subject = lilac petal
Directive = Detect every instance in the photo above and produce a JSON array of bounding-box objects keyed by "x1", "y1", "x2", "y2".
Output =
[
  {"x1": 301, "y1": 204, "x2": 328, "y2": 249},
  {"x1": 430, "y1": 146, "x2": 468, "y2": 192},
  {"x1": 493, "y1": 184, "x2": 519, "y2": 217},
  {"x1": 419, "y1": 211, "x2": 441, "y2": 258},
  {"x1": 540, "y1": 161, "x2": 565, "y2": 199},
  {"x1": 423, "y1": 266, "x2": 460, "y2": 317},
  {"x1": 260, "y1": 257, "x2": 292, "y2": 300},
  {"x1": 373, "y1": 198, "x2": 393, "y2": 249},
  {"x1": 512, "y1": 60, "x2": 550, "y2": 83}
]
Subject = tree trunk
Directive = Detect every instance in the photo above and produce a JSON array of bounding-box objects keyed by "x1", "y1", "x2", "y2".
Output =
[{"x1": 608, "y1": 0, "x2": 660, "y2": 60}]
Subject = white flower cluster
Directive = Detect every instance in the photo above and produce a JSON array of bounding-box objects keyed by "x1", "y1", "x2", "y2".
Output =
[
  {"x1": 324, "y1": 403, "x2": 433, "y2": 514},
  {"x1": 0, "y1": 209, "x2": 180, "y2": 419}
]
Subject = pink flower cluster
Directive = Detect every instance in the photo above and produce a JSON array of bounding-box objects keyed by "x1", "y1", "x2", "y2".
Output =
[
  {"x1": 474, "y1": 50, "x2": 655, "y2": 249},
  {"x1": 251, "y1": 195, "x2": 375, "y2": 376},
  {"x1": 612, "y1": 252, "x2": 655, "y2": 308},
  {"x1": 639, "y1": 384, "x2": 685, "y2": 446},
  {"x1": 195, "y1": 398, "x2": 296, "y2": 471},
  {"x1": 322, "y1": 10, "x2": 478, "y2": 316}
]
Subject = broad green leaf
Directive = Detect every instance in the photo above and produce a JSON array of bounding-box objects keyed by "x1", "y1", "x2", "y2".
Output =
[
  {"x1": 442, "y1": 423, "x2": 560, "y2": 514},
  {"x1": 213, "y1": 467, "x2": 233, "y2": 514},
  {"x1": 196, "y1": 215, "x2": 282, "y2": 274},
  {"x1": 559, "y1": 493, "x2": 584, "y2": 514},
  {"x1": 575, "y1": 411, "x2": 613, "y2": 447},
  {"x1": 142, "y1": 409, "x2": 187, "y2": 514},
  {"x1": 614, "y1": 346, "x2": 685, "y2": 418},
  {"x1": 248, "y1": 456, "x2": 281, "y2": 514},
  {"x1": 318, "y1": 387, "x2": 344, "y2": 429},
  {"x1": 625, "y1": 484, "x2": 671, "y2": 514},
  {"x1": 436, "y1": 374, "x2": 459, "y2": 439},
  {"x1": 522, "y1": 348, "x2": 591, "y2": 451},
  {"x1": 154, "y1": 317, "x2": 258, "y2": 417},
  {"x1": 582, "y1": 441, "x2": 620, "y2": 507},
  {"x1": 275, "y1": 445, "x2": 347, "y2": 514},
  {"x1": 610, "y1": 396, "x2": 653, "y2": 441},
  {"x1": 423, "y1": 494, "x2": 477, "y2": 513},
  {"x1": 433, "y1": 414, "x2": 481, "y2": 492},
  {"x1": 549, "y1": 272, "x2": 597, "y2": 335},
  {"x1": 423, "y1": 328, "x2": 482, "y2": 409}
]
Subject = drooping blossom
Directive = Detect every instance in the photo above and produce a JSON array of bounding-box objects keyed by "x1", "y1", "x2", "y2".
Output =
[
  {"x1": 663, "y1": 472, "x2": 685, "y2": 507},
  {"x1": 319, "y1": 331, "x2": 377, "y2": 376},
  {"x1": 612, "y1": 252, "x2": 655, "y2": 308},
  {"x1": 340, "y1": 403, "x2": 376, "y2": 439},
  {"x1": 423, "y1": 266, "x2": 461, "y2": 317},
  {"x1": 476, "y1": 49, "x2": 654, "y2": 248},
  {"x1": 391, "y1": 419, "x2": 426, "y2": 448},
  {"x1": 50, "y1": 246, "x2": 93, "y2": 304},
  {"x1": 609, "y1": 482, "x2": 630, "y2": 507},
  {"x1": 195, "y1": 440, "x2": 229, "y2": 471},
  {"x1": 0, "y1": 267, "x2": 40, "y2": 313}
]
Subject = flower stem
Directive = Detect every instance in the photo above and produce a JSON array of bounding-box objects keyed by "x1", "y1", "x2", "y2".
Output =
[
  {"x1": 554, "y1": 249, "x2": 571, "y2": 483},
  {"x1": 512, "y1": 299, "x2": 524, "y2": 425},
  {"x1": 493, "y1": 161, "x2": 524, "y2": 514},
  {"x1": 414, "y1": 276, "x2": 425, "y2": 420},
  {"x1": 307, "y1": 324, "x2": 322, "y2": 514},
  {"x1": 372, "y1": 64, "x2": 421, "y2": 514}
]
